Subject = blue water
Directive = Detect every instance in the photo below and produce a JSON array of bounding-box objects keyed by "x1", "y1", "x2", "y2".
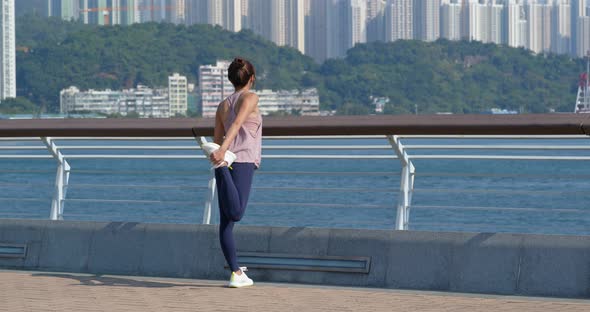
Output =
[{"x1": 0, "y1": 137, "x2": 589, "y2": 236}]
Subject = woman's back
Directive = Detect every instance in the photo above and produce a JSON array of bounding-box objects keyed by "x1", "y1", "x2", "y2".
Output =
[{"x1": 221, "y1": 91, "x2": 262, "y2": 167}]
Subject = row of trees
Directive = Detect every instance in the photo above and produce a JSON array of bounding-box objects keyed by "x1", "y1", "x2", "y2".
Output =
[{"x1": 2, "y1": 15, "x2": 585, "y2": 115}]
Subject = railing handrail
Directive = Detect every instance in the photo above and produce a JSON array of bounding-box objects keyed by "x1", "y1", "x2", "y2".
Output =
[
  {"x1": 0, "y1": 133, "x2": 589, "y2": 233},
  {"x1": 0, "y1": 114, "x2": 589, "y2": 137}
]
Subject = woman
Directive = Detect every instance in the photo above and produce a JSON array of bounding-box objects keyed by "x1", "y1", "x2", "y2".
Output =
[{"x1": 209, "y1": 57, "x2": 261, "y2": 288}]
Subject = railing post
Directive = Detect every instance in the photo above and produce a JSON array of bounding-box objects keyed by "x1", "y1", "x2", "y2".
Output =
[
  {"x1": 195, "y1": 136, "x2": 216, "y2": 225},
  {"x1": 388, "y1": 135, "x2": 415, "y2": 230},
  {"x1": 41, "y1": 137, "x2": 70, "y2": 221}
]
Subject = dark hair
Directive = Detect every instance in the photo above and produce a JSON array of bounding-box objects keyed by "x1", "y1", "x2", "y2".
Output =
[{"x1": 228, "y1": 57, "x2": 256, "y2": 88}]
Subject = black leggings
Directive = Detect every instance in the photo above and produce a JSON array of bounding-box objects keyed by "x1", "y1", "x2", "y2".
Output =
[{"x1": 215, "y1": 163, "x2": 256, "y2": 272}]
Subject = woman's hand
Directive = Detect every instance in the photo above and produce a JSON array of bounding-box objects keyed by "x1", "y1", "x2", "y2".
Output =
[{"x1": 210, "y1": 148, "x2": 227, "y2": 166}]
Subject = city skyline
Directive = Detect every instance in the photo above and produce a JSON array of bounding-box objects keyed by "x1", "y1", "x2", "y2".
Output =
[{"x1": 17, "y1": 0, "x2": 590, "y2": 62}]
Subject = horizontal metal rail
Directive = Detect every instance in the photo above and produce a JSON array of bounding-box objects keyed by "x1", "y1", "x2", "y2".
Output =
[
  {"x1": 0, "y1": 155, "x2": 52, "y2": 159},
  {"x1": 62, "y1": 155, "x2": 398, "y2": 159},
  {"x1": 399, "y1": 135, "x2": 590, "y2": 139},
  {"x1": 409, "y1": 155, "x2": 590, "y2": 160},
  {"x1": 249, "y1": 202, "x2": 393, "y2": 209},
  {"x1": 0, "y1": 131, "x2": 588, "y2": 235},
  {"x1": 410, "y1": 205, "x2": 590, "y2": 214},
  {"x1": 404, "y1": 145, "x2": 590, "y2": 150},
  {"x1": 414, "y1": 172, "x2": 590, "y2": 178},
  {"x1": 413, "y1": 188, "x2": 590, "y2": 195},
  {"x1": 64, "y1": 198, "x2": 196, "y2": 205}
]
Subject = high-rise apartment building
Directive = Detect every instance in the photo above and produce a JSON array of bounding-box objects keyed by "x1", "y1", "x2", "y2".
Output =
[
  {"x1": 305, "y1": 0, "x2": 328, "y2": 62},
  {"x1": 169, "y1": 73, "x2": 188, "y2": 116},
  {"x1": 272, "y1": 0, "x2": 305, "y2": 53},
  {"x1": 577, "y1": 16, "x2": 590, "y2": 56},
  {"x1": 108, "y1": 0, "x2": 140, "y2": 25},
  {"x1": 552, "y1": 0, "x2": 571, "y2": 55},
  {"x1": 571, "y1": 0, "x2": 588, "y2": 55},
  {"x1": 185, "y1": 0, "x2": 208, "y2": 25},
  {"x1": 208, "y1": 0, "x2": 241, "y2": 31},
  {"x1": 81, "y1": 0, "x2": 108, "y2": 25},
  {"x1": 489, "y1": 1, "x2": 504, "y2": 44},
  {"x1": 324, "y1": 0, "x2": 366, "y2": 58},
  {"x1": 0, "y1": 0, "x2": 15, "y2": 100},
  {"x1": 468, "y1": 0, "x2": 504, "y2": 45},
  {"x1": 528, "y1": 3, "x2": 553, "y2": 54},
  {"x1": 199, "y1": 60, "x2": 234, "y2": 118},
  {"x1": 385, "y1": 0, "x2": 413, "y2": 42},
  {"x1": 247, "y1": 0, "x2": 272, "y2": 40},
  {"x1": 468, "y1": 0, "x2": 485, "y2": 42},
  {"x1": 366, "y1": 0, "x2": 386, "y2": 42},
  {"x1": 326, "y1": 0, "x2": 346, "y2": 58},
  {"x1": 248, "y1": 0, "x2": 303, "y2": 53},
  {"x1": 506, "y1": 0, "x2": 526, "y2": 48},
  {"x1": 441, "y1": 1, "x2": 462, "y2": 41},
  {"x1": 414, "y1": 0, "x2": 440, "y2": 41},
  {"x1": 49, "y1": 0, "x2": 80, "y2": 21},
  {"x1": 349, "y1": 0, "x2": 367, "y2": 47}
]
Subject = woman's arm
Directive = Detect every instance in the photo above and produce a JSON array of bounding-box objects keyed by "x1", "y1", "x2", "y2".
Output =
[
  {"x1": 210, "y1": 93, "x2": 259, "y2": 165},
  {"x1": 213, "y1": 100, "x2": 227, "y2": 145}
]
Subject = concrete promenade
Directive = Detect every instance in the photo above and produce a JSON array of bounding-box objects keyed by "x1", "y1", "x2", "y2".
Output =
[{"x1": 1, "y1": 270, "x2": 589, "y2": 312}]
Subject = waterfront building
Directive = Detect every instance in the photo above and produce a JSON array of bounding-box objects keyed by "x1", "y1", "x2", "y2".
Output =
[
  {"x1": 60, "y1": 85, "x2": 171, "y2": 118},
  {"x1": 198, "y1": 60, "x2": 234, "y2": 118},
  {"x1": 414, "y1": 0, "x2": 440, "y2": 42},
  {"x1": 385, "y1": 0, "x2": 413, "y2": 42},
  {"x1": 0, "y1": 0, "x2": 15, "y2": 100},
  {"x1": 257, "y1": 88, "x2": 320, "y2": 116},
  {"x1": 169, "y1": 73, "x2": 188, "y2": 116},
  {"x1": 198, "y1": 61, "x2": 319, "y2": 117}
]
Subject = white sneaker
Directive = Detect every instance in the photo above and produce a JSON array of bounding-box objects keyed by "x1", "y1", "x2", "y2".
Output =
[
  {"x1": 228, "y1": 267, "x2": 254, "y2": 288},
  {"x1": 200, "y1": 142, "x2": 237, "y2": 168}
]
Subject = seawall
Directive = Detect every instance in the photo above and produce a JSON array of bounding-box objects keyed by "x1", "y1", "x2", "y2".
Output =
[{"x1": 0, "y1": 219, "x2": 588, "y2": 298}]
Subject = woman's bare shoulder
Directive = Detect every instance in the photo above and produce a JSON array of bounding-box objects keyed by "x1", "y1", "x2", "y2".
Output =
[
  {"x1": 217, "y1": 99, "x2": 230, "y2": 113},
  {"x1": 242, "y1": 92, "x2": 259, "y2": 103}
]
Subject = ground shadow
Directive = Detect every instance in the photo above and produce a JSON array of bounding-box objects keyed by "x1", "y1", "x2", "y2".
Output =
[{"x1": 32, "y1": 273, "x2": 225, "y2": 289}]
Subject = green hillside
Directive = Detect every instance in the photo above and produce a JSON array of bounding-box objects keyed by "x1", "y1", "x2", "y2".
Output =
[{"x1": 7, "y1": 15, "x2": 586, "y2": 115}]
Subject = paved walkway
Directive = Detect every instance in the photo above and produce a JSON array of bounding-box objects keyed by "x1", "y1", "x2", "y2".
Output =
[{"x1": 0, "y1": 270, "x2": 588, "y2": 312}]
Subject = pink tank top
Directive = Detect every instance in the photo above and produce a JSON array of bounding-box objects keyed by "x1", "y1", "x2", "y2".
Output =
[{"x1": 223, "y1": 91, "x2": 263, "y2": 168}]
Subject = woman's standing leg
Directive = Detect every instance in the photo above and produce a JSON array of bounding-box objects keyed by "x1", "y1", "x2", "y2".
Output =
[{"x1": 215, "y1": 163, "x2": 256, "y2": 272}]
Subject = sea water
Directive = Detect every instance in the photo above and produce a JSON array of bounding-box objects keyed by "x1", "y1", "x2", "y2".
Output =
[{"x1": 0, "y1": 137, "x2": 589, "y2": 236}]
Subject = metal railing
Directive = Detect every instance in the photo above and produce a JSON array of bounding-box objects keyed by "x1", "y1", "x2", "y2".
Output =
[
  {"x1": 0, "y1": 115, "x2": 589, "y2": 234},
  {"x1": 0, "y1": 133, "x2": 589, "y2": 234}
]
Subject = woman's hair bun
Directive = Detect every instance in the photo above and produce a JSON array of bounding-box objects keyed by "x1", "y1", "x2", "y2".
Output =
[
  {"x1": 233, "y1": 58, "x2": 246, "y2": 68},
  {"x1": 228, "y1": 57, "x2": 256, "y2": 88}
]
